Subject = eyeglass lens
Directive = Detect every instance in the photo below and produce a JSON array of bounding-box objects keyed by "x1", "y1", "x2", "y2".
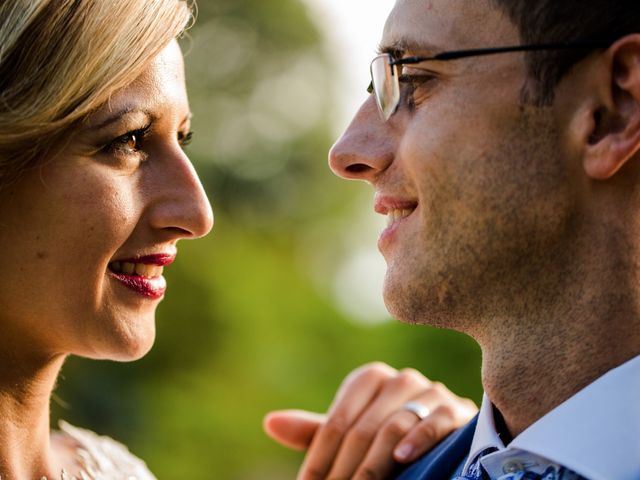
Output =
[{"x1": 370, "y1": 55, "x2": 400, "y2": 121}]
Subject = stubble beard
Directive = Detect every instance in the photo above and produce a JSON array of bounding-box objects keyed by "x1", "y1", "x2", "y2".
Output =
[{"x1": 382, "y1": 106, "x2": 582, "y2": 338}]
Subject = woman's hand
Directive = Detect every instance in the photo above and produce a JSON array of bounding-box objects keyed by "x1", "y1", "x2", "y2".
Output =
[{"x1": 264, "y1": 362, "x2": 478, "y2": 480}]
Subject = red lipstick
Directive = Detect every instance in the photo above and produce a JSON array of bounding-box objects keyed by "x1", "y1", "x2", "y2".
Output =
[
  {"x1": 108, "y1": 252, "x2": 175, "y2": 299},
  {"x1": 109, "y1": 273, "x2": 167, "y2": 299},
  {"x1": 115, "y1": 253, "x2": 176, "y2": 266}
]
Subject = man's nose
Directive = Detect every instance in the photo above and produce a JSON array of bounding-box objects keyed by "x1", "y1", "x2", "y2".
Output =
[
  {"x1": 328, "y1": 96, "x2": 395, "y2": 183},
  {"x1": 148, "y1": 147, "x2": 214, "y2": 240}
]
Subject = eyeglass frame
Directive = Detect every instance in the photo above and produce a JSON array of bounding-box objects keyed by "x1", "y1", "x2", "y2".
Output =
[{"x1": 368, "y1": 41, "x2": 613, "y2": 121}]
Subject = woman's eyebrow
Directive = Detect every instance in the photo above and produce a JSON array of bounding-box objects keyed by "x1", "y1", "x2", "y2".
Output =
[
  {"x1": 88, "y1": 107, "x2": 154, "y2": 132},
  {"x1": 179, "y1": 112, "x2": 193, "y2": 126}
]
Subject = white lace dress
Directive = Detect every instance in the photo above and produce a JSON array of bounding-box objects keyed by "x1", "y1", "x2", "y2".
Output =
[{"x1": 49, "y1": 421, "x2": 157, "y2": 480}]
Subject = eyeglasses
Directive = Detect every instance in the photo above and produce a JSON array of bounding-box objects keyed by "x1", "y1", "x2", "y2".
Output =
[{"x1": 368, "y1": 41, "x2": 611, "y2": 121}]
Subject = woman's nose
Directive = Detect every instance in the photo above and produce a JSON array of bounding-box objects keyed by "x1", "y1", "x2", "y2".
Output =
[
  {"x1": 328, "y1": 96, "x2": 395, "y2": 183},
  {"x1": 148, "y1": 147, "x2": 214, "y2": 240}
]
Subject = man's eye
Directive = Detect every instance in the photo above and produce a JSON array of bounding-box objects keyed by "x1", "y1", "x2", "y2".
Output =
[
  {"x1": 398, "y1": 74, "x2": 436, "y2": 89},
  {"x1": 398, "y1": 74, "x2": 437, "y2": 108}
]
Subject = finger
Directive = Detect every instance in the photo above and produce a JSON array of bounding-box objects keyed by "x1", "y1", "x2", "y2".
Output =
[
  {"x1": 297, "y1": 362, "x2": 397, "y2": 480},
  {"x1": 349, "y1": 410, "x2": 422, "y2": 480},
  {"x1": 326, "y1": 362, "x2": 399, "y2": 415},
  {"x1": 326, "y1": 368, "x2": 430, "y2": 479},
  {"x1": 263, "y1": 410, "x2": 326, "y2": 451},
  {"x1": 394, "y1": 400, "x2": 478, "y2": 463}
]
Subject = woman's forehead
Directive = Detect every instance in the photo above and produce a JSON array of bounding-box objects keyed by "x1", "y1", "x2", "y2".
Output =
[{"x1": 87, "y1": 42, "x2": 189, "y2": 129}]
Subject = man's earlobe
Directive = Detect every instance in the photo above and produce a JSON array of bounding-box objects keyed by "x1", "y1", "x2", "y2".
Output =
[{"x1": 584, "y1": 35, "x2": 640, "y2": 180}]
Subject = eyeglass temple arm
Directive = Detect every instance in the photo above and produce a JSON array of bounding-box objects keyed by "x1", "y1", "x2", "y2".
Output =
[
  {"x1": 367, "y1": 41, "x2": 612, "y2": 93},
  {"x1": 391, "y1": 41, "x2": 613, "y2": 66}
]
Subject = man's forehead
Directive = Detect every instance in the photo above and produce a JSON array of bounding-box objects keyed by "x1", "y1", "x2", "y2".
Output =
[{"x1": 380, "y1": 0, "x2": 518, "y2": 55}]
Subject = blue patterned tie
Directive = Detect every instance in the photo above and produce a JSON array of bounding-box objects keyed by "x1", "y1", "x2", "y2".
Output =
[
  {"x1": 489, "y1": 468, "x2": 584, "y2": 480},
  {"x1": 454, "y1": 449, "x2": 585, "y2": 480},
  {"x1": 454, "y1": 447, "x2": 498, "y2": 480}
]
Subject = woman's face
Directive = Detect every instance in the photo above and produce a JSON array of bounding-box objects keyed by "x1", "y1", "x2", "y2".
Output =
[{"x1": 0, "y1": 41, "x2": 213, "y2": 362}]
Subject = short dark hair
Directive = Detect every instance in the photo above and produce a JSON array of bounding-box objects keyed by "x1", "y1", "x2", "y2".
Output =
[{"x1": 492, "y1": 0, "x2": 640, "y2": 104}]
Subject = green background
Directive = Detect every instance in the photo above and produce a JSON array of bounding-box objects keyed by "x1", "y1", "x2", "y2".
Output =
[{"x1": 52, "y1": 1, "x2": 482, "y2": 477}]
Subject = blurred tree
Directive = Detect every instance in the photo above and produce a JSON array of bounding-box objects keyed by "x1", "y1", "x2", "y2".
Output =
[{"x1": 52, "y1": 0, "x2": 481, "y2": 478}]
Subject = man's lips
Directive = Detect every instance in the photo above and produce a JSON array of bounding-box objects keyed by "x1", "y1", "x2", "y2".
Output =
[
  {"x1": 375, "y1": 196, "x2": 418, "y2": 223},
  {"x1": 375, "y1": 196, "x2": 418, "y2": 251},
  {"x1": 374, "y1": 194, "x2": 418, "y2": 215},
  {"x1": 107, "y1": 253, "x2": 176, "y2": 299}
]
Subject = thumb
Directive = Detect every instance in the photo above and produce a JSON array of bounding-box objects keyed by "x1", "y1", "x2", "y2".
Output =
[{"x1": 263, "y1": 410, "x2": 326, "y2": 451}]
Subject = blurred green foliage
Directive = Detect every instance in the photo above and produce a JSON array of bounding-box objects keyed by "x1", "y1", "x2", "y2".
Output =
[{"x1": 51, "y1": 0, "x2": 482, "y2": 478}]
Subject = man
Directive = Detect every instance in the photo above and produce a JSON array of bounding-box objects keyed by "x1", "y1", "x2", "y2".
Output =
[{"x1": 328, "y1": 0, "x2": 640, "y2": 479}]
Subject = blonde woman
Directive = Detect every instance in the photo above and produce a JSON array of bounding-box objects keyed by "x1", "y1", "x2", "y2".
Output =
[{"x1": 0, "y1": 1, "x2": 475, "y2": 478}]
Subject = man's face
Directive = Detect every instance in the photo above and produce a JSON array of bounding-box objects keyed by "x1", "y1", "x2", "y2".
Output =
[{"x1": 329, "y1": 0, "x2": 580, "y2": 333}]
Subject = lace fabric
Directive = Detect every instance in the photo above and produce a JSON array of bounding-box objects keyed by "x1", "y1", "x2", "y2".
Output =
[{"x1": 44, "y1": 421, "x2": 157, "y2": 480}]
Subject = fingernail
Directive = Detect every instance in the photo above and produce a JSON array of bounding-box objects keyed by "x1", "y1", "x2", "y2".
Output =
[{"x1": 394, "y1": 444, "x2": 414, "y2": 461}]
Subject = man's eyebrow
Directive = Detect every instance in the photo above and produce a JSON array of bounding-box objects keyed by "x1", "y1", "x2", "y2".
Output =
[{"x1": 377, "y1": 39, "x2": 442, "y2": 57}]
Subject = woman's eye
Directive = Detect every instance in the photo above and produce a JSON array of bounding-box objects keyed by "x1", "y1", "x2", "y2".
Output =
[
  {"x1": 104, "y1": 125, "x2": 150, "y2": 155},
  {"x1": 178, "y1": 130, "x2": 193, "y2": 147},
  {"x1": 121, "y1": 133, "x2": 140, "y2": 151}
]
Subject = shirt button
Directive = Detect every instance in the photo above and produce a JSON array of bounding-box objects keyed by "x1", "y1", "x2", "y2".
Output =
[{"x1": 502, "y1": 459, "x2": 525, "y2": 474}]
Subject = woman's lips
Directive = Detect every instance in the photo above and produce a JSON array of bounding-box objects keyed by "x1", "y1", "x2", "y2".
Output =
[
  {"x1": 107, "y1": 253, "x2": 175, "y2": 300},
  {"x1": 108, "y1": 272, "x2": 167, "y2": 299},
  {"x1": 114, "y1": 253, "x2": 176, "y2": 266}
]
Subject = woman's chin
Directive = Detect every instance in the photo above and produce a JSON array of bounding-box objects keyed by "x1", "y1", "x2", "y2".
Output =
[
  {"x1": 86, "y1": 339, "x2": 155, "y2": 362},
  {"x1": 112, "y1": 337, "x2": 155, "y2": 362},
  {"x1": 80, "y1": 320, "x2": 157, "y2": 362}
]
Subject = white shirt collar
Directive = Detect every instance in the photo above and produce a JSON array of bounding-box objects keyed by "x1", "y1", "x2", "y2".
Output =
[{"x1": 463, "y1": 354, "x2": 640, "y2": 480}]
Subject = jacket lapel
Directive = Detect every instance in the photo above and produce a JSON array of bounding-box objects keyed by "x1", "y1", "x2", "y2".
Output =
[{"x1": 393, "y1": 415, "x2": 479, "y2": 480}]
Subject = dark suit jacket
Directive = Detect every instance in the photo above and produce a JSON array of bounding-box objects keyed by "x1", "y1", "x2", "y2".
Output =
[{"x1": 393, "y1": 415, "x2": 479, "y2": 480}]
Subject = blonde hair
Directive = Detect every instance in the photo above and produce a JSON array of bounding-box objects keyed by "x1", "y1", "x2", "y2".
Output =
[{"x1": 0, "y1": 0, "x2": 193, "y2": 184}]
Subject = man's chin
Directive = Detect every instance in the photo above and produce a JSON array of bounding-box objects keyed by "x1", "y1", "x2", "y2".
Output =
[
  {"x1": 382, "y1": 276, "x2": 464, "y2": 329},
  {"x1": 382, "y1": 278, "x2": 429, "y2": 325}
]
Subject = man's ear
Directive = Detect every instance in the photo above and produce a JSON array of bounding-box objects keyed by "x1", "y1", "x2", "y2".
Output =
[{"x1": 584, "y1": 34, "x2": 640, "y2": 180}]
